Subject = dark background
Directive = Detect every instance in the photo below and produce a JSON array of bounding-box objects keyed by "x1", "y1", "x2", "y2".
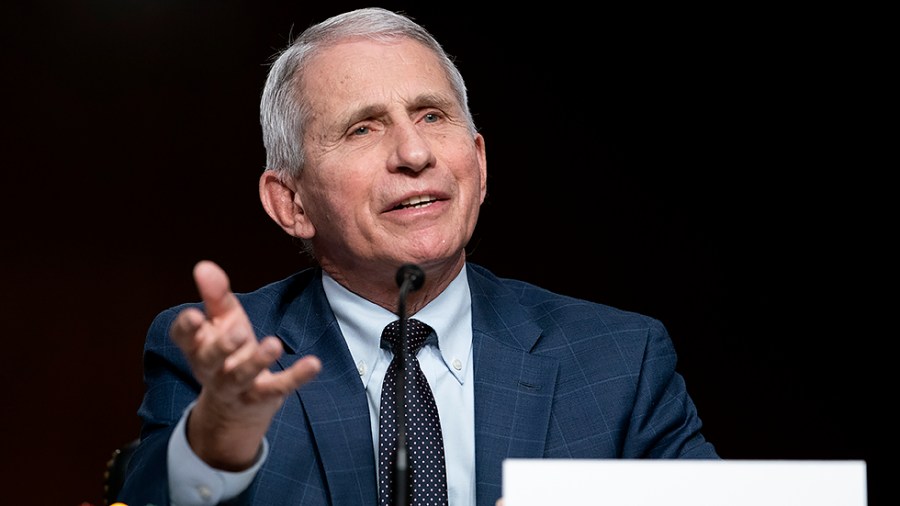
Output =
[{"x1": 1, "y1": 2, "x2": 890, "y2": 505}]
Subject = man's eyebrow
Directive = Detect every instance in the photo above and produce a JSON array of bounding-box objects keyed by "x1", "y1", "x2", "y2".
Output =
[
  {"x1": 409, "y1": 92, "x2": 456, "y2": 111},
  {"x1": 341, "y1": 104, "x2": 389, "y2": 127},
  {"x1": 337, "y1": 93, "x2": 457, "y2": 128}
]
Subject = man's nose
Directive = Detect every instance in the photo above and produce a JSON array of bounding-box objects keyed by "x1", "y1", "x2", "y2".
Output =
[{"x1": 387, "y1": 121, "x2": 435, "y2": 173}]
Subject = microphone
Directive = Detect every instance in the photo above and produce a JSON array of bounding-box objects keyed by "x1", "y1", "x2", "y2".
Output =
[
  {"x1": 392, "y1": 263, "x2": 425, "y2": 506},
  {"x1": 396, "y1": 263, "x2": 425, "y2": 315}
]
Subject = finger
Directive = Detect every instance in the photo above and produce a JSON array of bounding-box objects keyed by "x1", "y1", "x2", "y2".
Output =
[
  {"x1": 191, "y1": 325, "x2": 242, "y2": 374},
  {"x1": 193, "y1": 260, "x2": 242, "y2": 318},
  {"x1": 169, "y1": 307, "x2": 207, "y2": 354},
  {"x1": 191, "y1": 260, "x2": 257, "y2": 362},
  {"x1": 171, "y1": 306, "x2": 252, "y2": 380},
  {"x1": 219, "y1": 335, "x2": 276, "y2": 386},
  {"x1": 213, "y1": 337, "x2": 309, "y2": 395},
  {"x1": 254, "y1": 351, "x2": 322, "y2": 398}
]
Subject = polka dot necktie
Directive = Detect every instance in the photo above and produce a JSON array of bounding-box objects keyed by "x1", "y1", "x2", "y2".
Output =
[{"x1": 378, "y1": 318, "x2": 448, "y2": 506}]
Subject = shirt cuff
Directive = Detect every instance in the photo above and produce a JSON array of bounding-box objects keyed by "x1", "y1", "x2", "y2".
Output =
[{"x1": 167, "y1": 401, "x2": 269, "y2": 506}]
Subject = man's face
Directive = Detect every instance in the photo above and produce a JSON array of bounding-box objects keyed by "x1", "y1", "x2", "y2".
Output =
[{"x1": 293, "y1": 38, "x2": 487, "y2": 275}]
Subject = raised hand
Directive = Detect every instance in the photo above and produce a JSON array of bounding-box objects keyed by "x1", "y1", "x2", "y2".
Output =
[{"x1": 170, "y1": 260, "x2": 321, "y2": 470}]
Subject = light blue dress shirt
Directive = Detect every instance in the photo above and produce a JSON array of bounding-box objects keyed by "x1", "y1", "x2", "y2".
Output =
[{"x1": 168, "y1": 266, "x2": 476, "y2": 506}]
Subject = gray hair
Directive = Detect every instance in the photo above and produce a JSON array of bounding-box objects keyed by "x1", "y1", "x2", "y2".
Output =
[{"x1": 260, "y1": 7, "x2": 476, "y2": 181}]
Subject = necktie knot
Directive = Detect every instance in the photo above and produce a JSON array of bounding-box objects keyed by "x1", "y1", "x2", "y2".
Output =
[{"x1": 381, "y1": 318, "x2": 432, "y2": 356}]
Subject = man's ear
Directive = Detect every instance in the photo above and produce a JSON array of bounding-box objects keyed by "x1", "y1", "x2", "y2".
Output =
[
  {"x1": 475, "y1": 133, "x2": 488, "y2": 204},
  {"x1": 259, "y1": 170, "x2": 316, "y2": 239}
]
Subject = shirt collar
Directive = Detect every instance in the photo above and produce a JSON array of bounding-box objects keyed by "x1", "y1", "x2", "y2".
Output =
[{"x1": 322, "y1": 264, "x2": 472, "y2": 385}]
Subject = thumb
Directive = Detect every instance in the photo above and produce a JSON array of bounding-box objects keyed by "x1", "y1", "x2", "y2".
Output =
[{"x1": 193, "y1": 260, "x2": 241, "y2": 317}]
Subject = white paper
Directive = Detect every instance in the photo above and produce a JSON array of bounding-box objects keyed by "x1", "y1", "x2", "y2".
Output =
[{"x1": 502, "y1": 459, "x2": 867, "y2": 506}]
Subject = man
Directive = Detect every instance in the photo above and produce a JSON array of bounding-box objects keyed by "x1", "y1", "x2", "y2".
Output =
[{"x1": 119, "y1": 7, "x2": 718, "y2": 506}]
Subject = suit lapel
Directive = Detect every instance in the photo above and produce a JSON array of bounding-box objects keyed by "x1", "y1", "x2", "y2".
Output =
[
  {"x1": 274, "y1": 271, "x2": 378, "y2": 505},
  {"x1": 468, "y1": 267, "x2": 559, "y2": 504}
]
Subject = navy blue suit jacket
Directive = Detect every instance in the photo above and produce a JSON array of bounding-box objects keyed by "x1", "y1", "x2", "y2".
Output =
[{"x1": 120, "y1": 263, "x2": 717, "y2": 505}]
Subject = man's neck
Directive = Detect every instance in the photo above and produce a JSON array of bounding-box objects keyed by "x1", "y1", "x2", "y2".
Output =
[{"x1": 320, "y1": 254, "x2": 466, "y2": 315}]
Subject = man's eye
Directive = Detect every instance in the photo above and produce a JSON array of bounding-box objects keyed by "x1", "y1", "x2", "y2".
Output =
[
  {"x1": 423, "y1": 113, "x2": 440, "y2": 123},
  {"x1": 352, "y1": 126, "x2": 370, "y2": 136}
]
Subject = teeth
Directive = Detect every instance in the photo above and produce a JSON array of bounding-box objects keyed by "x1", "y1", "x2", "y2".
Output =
[{"x1": 399, "y1": 195, "x2": 435, "y2": 208}]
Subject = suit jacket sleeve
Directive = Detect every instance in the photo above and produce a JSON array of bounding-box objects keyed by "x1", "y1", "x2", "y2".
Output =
[
  {"x1": 619, "y1": 317, "x2": 717, "y2": 458},
  {"x1": 118, "y1": 305, "x2": 203, "y2": 506}
]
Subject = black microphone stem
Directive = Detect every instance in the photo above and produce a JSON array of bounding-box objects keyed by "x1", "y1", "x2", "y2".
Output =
[
  {"x1": 393, "y1": 280, "x2": 410, "y2": 506},
  {"x1": 392, "y1": 264, "x2": 424, "y2": 506}
]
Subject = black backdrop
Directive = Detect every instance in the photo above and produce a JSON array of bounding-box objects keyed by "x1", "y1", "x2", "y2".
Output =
[{"x1": 1, "y1": 2, "x2": 889, "y2": 505}]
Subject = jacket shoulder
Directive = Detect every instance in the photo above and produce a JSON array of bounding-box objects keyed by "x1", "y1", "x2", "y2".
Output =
[
  {"x1": 147, "y1": 267, "x2": 320, "y2": 341},
  {"x1": 466, "y1": 262, "x2": 661, "y2": 331}
]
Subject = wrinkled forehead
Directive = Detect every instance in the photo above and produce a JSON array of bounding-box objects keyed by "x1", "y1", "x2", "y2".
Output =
[
  {"x1": 304, "y1": 36, "x2": 448, "y2": 90},
  {"x1": 301, "y1": 37, "x2": 458, "y2": 121}
]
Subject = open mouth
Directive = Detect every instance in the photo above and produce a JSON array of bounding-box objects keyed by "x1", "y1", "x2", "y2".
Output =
[{"x1": 393, "y1": 195, "x2": 438, "y2": 210}]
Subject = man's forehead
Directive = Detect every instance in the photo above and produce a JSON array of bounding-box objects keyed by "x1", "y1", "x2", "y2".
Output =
[
  {"x1": 306, "y1": 37, "x2": 444, "y2": 85},
  {"x1": 303, "y1": 40, "x2": 457, "y2": 119}
]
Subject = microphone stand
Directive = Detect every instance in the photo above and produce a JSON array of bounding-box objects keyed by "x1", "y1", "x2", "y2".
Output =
[{"x1": 392, "y1": 264, "x2": 425, "y2": 506}]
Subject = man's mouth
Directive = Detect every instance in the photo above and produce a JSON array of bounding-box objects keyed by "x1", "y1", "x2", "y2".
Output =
[{"x1": 393, "y1": 195, "x2": 438, "y2": 210}]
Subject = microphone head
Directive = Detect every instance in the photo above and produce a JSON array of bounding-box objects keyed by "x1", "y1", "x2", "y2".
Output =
[{"x1": 396, "y1": 263, "x2": 425, "y2": 291}]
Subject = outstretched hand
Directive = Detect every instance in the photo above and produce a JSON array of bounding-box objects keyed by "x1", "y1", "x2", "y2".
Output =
[{"x1": 170, "y1": 260, "x2": 321, "y2": 470}]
